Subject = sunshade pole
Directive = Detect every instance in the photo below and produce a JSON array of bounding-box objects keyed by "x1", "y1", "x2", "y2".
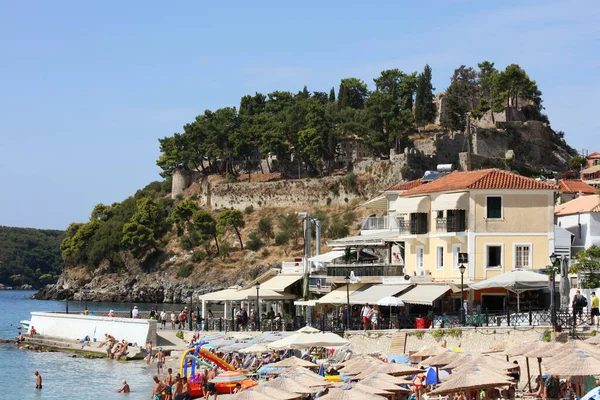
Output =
[
  {"x1": 537, "y1": 357, "x2": 542, "y2": 388},
  {"x1": 526, "y1": 357, "x2": 531, "y2": 392},
  {"x1": 436, "y1": 366, "x2": 440, "y2": 384}
]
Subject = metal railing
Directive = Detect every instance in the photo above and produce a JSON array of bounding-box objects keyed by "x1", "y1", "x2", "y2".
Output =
[
  {"x1": 398, "y1": 219, "x2": 428, "y2": 235},
  {"x1": 435, "y1": 217, "x2": 468, "y2": 233},
  {"x1": 326, "y1": 264, "x2": 403, "y2": 278},
  {"x1": 361, "y1": 216, "x2": 390, "y2": 231}
]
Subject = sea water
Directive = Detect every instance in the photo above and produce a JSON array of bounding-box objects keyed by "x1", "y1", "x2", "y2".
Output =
[{"x1": 0, "y1": 290, "x2": 159, "y2": 399}]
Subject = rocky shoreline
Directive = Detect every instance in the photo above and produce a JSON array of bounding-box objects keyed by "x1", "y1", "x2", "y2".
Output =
[{"x1": 33, "y1": 264, "x2": 271, "y2": 303}]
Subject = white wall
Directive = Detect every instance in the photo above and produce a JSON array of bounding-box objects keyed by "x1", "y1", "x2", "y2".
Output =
[
  {"x1": 556, "y1": 213, "x2": 591, "y2": 254},
  {"x1": 29, "y1": 312, "x2": 156, "y2": 346}
]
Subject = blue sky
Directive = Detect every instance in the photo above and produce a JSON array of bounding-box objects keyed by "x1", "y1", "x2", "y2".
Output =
[{"x1": 1, "y1": 0, "x2": 598, "y2": 230}]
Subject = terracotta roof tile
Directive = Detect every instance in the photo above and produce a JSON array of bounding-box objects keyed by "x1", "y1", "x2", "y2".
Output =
[
  {"x1": 558, "y1": 179, "x2": 599, "y2": 194},
  {"x1": 386, "y1": 179, "x2": 425, "y2": 191},
  {"x1": 399, "y1": 169, "x2": 557, "y2": 197},
  {"x1": 555, "y1": 195, "x2": 600, "y2": 216},
  {"x1": 587, "y1": 152, "x2": 600, "y2": 158}
]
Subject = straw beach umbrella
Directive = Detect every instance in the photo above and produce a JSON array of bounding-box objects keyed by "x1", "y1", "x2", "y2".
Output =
[
  {"x1": 267, "y1": 375, "x2": 319, "y2": 394},
  {"x1": 340, "y1": 360, "x2": 377, "y2": 375},
  {"x1": 421, "y1": 350, "x2": 464, "y2": 367},
  {"x1": 355, "y1": 376, "x2": 411, "y2": 392},
  {"x1": 287, "y1": 372, "x2": 331, "y2": 387},
  {"x1": 250, "y1": 384, "x2": 302, "y2": 400},
  {"x1": 429, "y1": 369, "x2": 513, "y2": 396},
  {"x1": 411, "y1": 345, "x2": 446, "y2": 358},
  {"x1": 339, "y1": 355, "x2": 381, "y2": 367},
  {"x1": 232, "y1": 390, "x2": 279, "y2": 400},
  {"x1": 239, "y1": 343, "x2": 269, "y2": 354},
  {"x1": 273, "y1": 366, "x2": 324, "y2": 379},
  {"x1": 481, "y1": 341, "x2": 512, "y2": 354},
  {"x1": 319, "y1": 387, "x2": 386, "y2": 400},
  {"x1": 272, "y1": 356, "x2": 318, "y2": 368},
  {"x1": 545, "y1": 350, "x2": 600, "y2": 376},
  {"x1": 352, "y1": 383, "x2": 393, "y2": 395}
]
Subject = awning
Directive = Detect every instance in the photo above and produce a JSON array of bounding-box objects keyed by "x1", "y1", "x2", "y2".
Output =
[
  {"x1": 326, "y1": 232, "x2": 398, "y2": 247},
  {"x1": 361, "y1": 195, "x2": 388, "y2": 211},
  {"x1": 431, "y1": 192, "x2": 469, "y2": 211},
  {"x1": 294, "y1": 300, "x2": 318, "y2": 306},
  {"x1": 349, "y1": 284, "x2": 412, "y2": 305},
  {"x1": 308, "y1": 251, "x2": 345, "y2": 263},
  {"x1": 316, "y1": 283, "x2": 367, "y2": 304},
  {"x1": 198, "y1": 287, "x2": 241, "y2": 301},
  {"x1": 232, "y1": 288, "x2": 297, "y2": 301},
  {"x1": 396, "y1": 196, "x2": 430, "y2": 213},
  {"x1": 397, "y1": 285, "x2": 452, "y2": 305},
  {"x1": 259, "y1": 274, "x2": 303, "y2": 291}
]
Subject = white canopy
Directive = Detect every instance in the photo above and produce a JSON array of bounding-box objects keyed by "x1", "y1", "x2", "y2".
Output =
[
  {"x1": 348, "y1": 284, "x2": 411, "y2": 305},
  {"x1": 259, "y1": 275, "x2": 303, "y2": 291},
  {"x1": 469, "y1": 269, "x2": 549, "y2": 294},
  {"x1": 326, "y1": 232, "x2": 398, "y2": 247},
  {"x1": 397, "y1": 285, "x2": 452, "y2": 306},
  {"x1": 268, "y1": 331, "x2": 350, "y2": 350},
  {"x1": 469, "y1": 269, "x2": 549, "y2": 312},
  {"x1": 431, "y1": 192, "x2": 469, "y2": 211},
  {"x1": 239, "y1": 343, "x2": 270, "y2": 354},
  {"x1": 308, "y1": 251, "x2": 346, "y2": 263},
  {"x1": 316, "y1": 283, "x2": 366, "y2": 305},
  {"x1": 396, "y1": 195, "x2": 430, "y2": 213},
  {"x1": 198, "y1": 287, "x2": 241, "y2": 301}
]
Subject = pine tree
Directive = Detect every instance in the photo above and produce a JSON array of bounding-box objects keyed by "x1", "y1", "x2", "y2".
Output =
[
  {"x1": 329, "y1": 87, "x2": 336, "y2": 103},
  {"x1": 337, "y1": 83, "x2": 347, "y2": 108},
  {"x1": 300, "y1": 85, "x2": 310, "y2": 99},
  {"x1": 414, "y1": 64, "x2": 436, "y2": 126}
]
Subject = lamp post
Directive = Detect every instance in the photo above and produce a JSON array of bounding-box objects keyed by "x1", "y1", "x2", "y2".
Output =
[
  {"x1": 255, "y1": 283, "x2": 261, "y2": 331},
  {"x1": 344, "y1": 274, "x2": 351, "y2": 331},
  {"x1": 459, "y1": 264, "x2": 466, "y2": 325},
  {"x1": 64, "y1": 284, "x2": 69, "y2": 314},
  {"x1": 189, "y1": 292, "x2": 193, "y2": 331},
  {"x1": 549, "y1": 253, "x2": 558, "y2": 331}
]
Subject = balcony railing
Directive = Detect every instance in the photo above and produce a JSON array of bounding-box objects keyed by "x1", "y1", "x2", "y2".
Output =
[
  {"x1": 398, "y1": 220, "x2": 428, "y2": 235},
  {"x1": 361, "y1": 216, "x2": 390, "y2": 231},
  {"x1": 436, "y1": 217, "x2": 468, "y2": 233},
  {"x1": 326, "y1": 263, "x2": 403, "y2": 278}
]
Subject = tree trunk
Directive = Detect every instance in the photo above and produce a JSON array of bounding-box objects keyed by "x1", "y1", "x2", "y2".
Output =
[
  {"x1": 213, "y1": 232, "x2": 220, "y2": 254},
  {"x1": 234, "y1": 227, "x2": 244, "y2": 250}
]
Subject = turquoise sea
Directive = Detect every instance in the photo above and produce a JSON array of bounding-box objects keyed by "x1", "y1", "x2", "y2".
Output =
[{"x1": 0, "y1": 290, "x2": 158, "y2": 399}]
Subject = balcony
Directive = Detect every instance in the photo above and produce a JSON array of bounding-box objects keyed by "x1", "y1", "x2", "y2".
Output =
[
  {"x1": 436, "y1": 216, "x2": 468, "y2": 233},
  {"x1": 398, "y1": 219, "x2": 429, "y2": 235},
  {"x1": 326, "y1": 263, "x2": 403, "y2": 278},
  {"x1": 361, "y1": 216, "x2": 391, "y2": 231}
]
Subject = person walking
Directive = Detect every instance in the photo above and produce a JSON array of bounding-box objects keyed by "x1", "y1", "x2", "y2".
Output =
[
  {"x1": 34, "y1": 371, "x2": 42, "y2": 389},
  {"x1": 572, "y1": 290, "x2": 587, "y2": 326},
  {"x1": 160, "y1": 310, "x2": 167, "y2": 329},
  {"x1": 361, "y1": 303, "x2": 371, "y2": 330},
  {"x1": 591, "y1": 292, "x2": 599, "y2": 328},
  {"x1": 171, "y1": 311, "x2": 176, "y2": 330},
  {"x1": 369, "y1": 305, "x2": 379, "y2": 330}
]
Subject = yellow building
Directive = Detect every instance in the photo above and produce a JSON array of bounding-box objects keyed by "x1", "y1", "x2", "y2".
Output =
[{"x1": 395, "y1": 169, "x2": 557, "y2": 282}]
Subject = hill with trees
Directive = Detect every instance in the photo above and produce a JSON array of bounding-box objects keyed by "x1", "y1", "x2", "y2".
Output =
[
  {"x1": 157, "y1": 61, "x2": 550, "y2": 178},
  {"x1": 0, "y1": 226, "x2": 64, "y2": 289}
]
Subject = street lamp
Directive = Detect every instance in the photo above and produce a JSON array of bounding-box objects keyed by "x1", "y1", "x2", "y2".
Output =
[
  {"x1": 63, "y1": 283, "x2": 70, "y2": 314},
  {"x1": 549, "y1": 253, "x2": 559, "y2": 330},
  {"x1": 344, "y1": 274, "x2": 351, "y2": 331},
  {"x1": 189, "y1": 292, "x2": 194, "y2": 331},
  {"x1": 255, "y1": 283, "x2": 261, "y2": 331},
  {"x1": 459, "y1": 264, "x2": 466, "y2": 325}
]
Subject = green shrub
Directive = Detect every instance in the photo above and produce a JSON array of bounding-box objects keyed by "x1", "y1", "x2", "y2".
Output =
[
  {"x1": 177, "y1": 264, "x2": 194, "y2": 278},
  {"x1": 326, "y1": 197, "x2": 332, "y2": 206},
  {"x1": 244, "y1": 205, "x2": 254, "y2": 215},
  {"x1": 180, "y1": 235, "x2": 194, "y2": 251},
  {"x1": 275, "y1": 231, "x2": 290, "y2": 246},
  {"x1": 219, "y1": 242, "x2": 231, "y2": 260},
  {"x1": 447, "y1": 328, "x2": 462, "y2": 338},
  {"x1": 592, "y1": 330, "x2": 597, "y2": 337},
  {"x1": 540, "y1": 330, "x2": 552, "y2": 342},
  {"x1": 261, "y1": 248, "x2": 270, "y2": 258},
  {"x1": 411, "y1": 331, "x2": 424, "y2": 339},
  {"x1": 247, "y1": 231, "x2": 263, "y2": 251},
  {"x1": 192, "y1": 250, "x2": 206, "y2": 262},
  {"x1": 431, "y1": 329, "x2": 445, "y2": 340},
  {"x1": 257, "y1": 217, "x2": 274, "y2": 241},
  {"x1": 176, "y1": 330, "x2": 184, "y2": 340}
]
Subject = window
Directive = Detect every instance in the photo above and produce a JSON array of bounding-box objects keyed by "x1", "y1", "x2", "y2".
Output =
[
  {"x1": 452, "y1": 244, "x2": 462, "y2": 269},
  {"x1": 594, "y1": 159, "x2": 599, "y2": 166},
  {"x1": 416, "y1": 246, "x2": 425, "y2": 271},
  {"x1": 436, "y1": 246, "x2": 445, "y2": 269},
  {"x1": 410, "y1": 213, "x2": 429, "y2": 234},
  {"x1": 486, "y1": 245, "x2": 502, "y2": 268},
  {"x1": 515, "y1": 244, "x2": 531, "y2": 269},
  {"x1": 486, "y1": 197, "x2": 502, "y2": 219},
  {"x1": 436, "y1": 210, "x2": 444, "y2": 219}
]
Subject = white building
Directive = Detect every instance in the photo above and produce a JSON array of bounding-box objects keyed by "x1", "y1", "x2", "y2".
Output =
[{"x1": 555, "y1": 195, "x2": 600, "y2": 256}]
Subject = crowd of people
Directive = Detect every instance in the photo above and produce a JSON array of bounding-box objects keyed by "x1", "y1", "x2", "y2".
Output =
[
  {"x1": 153, "y1": 367, "x2": 194, "y2": 400},
  {"x1": 98, "y1": 333, "x2": 130, "y2": 360}
]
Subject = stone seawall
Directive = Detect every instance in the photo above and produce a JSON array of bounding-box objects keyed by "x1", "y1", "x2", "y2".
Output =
[{"x1": 346, "y1": 326, "x2": 548, "y2": 356}]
